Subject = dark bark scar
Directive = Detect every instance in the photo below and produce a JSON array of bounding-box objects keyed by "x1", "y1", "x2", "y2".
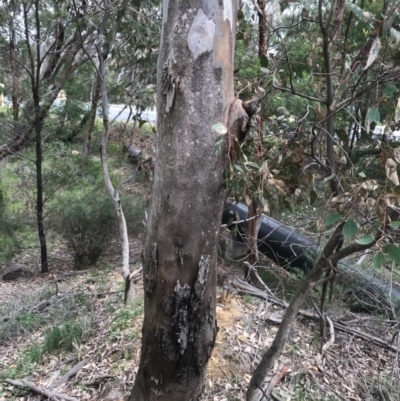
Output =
[
  {"x1": 145, "y1": 242, "x2": 158, "y2": 294},
  {"x1": 162, "y1": 56, "x2": 179, "y2": 113}
]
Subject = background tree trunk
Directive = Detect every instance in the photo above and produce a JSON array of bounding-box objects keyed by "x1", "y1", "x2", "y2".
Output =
[
  {"x1": 130, "y1": 1, "x2": 238, "y2": 400},
  {"x1": 83, "y1": 75, "x2": 101, "y2": 157},
  {"x1": 257, "y1": 0, "x2": 267, "y2": 57},
  {"x1": 6, "y1": 3, "x2": 19, "y2": 132},
  {"x1": 24, "y1": 0, "x2": 48, "y2": 273},
  {"x1": 94, "y1": 6, "x2": 136, "y2": 303}
]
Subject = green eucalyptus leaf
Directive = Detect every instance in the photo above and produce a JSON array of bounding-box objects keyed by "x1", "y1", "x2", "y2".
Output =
[
  {"x1": 386, "y1": 244, "x2": 400, "y2": 264},
  {"x1": 343, "y1": 220, "x2": 359, "y2": 237},
  {"x1": 367, "y1": 108, "x2": 380, "y2": 124},
  {"x1": 345, "y1": 2, "x2": 373, "y2": 23},
  {"x1": 355, "y1": 234, "x2": 374, "y2": 245},
  {"x1": 325, "y1": 213, "x2": 341, "y2": 226},
  {"x1": 245, "y1": 162, "x2": 261, "y2": 169},
  {"x1": 214, "y1": 135, "x2": 225, "y2": 156},
  {"x1": 211, "y1": 122, "x2": 228, "y2": 135},
  {"x1": 373, "y1": 252, "x2": 386, "y2": 269},
  {"x1": 389, "y1": 221, "x2": 400, "y2": 229},
  {"x1": 383, "y1": 84, "x2": 397, "y2": 98},
  {"x1": 139, "y1": 119, "x2": 147, "y2": 128}
]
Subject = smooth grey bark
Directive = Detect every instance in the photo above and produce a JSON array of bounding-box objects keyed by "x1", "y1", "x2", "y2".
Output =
[{"x1": 129, "y1": 1, "x2": 239, "y2": 400}]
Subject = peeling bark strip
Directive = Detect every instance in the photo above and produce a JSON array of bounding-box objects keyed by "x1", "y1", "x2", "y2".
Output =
[
  {"x1": 194, "y1": 255, "x2": 210, "y2": 299},
  {"x1": 228, "y1": 88, "x2": 265, "y2": 144},
  {"x1": 172, "y1": 255, "x2": 212, "y2": 356},
  {"x1": 162, "y1": 57, "x2": 178, "y2": 113},
  {"x1": 145, "y1": 243, "x2": 157, "y2": 294},
  {"x1": 173, "y1": 281, "x2": 191, "y2": 354},
  {"x1": 130, "y1": 1, "x2": 239, "y2": 400}
]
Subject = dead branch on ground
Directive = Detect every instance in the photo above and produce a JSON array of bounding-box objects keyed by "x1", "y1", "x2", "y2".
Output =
[
  {"x1": 48, "y1": 360, "x2": 86, "y2": 390},
  {"x1": 4, "y1": 378, "x2": 78, "y2": 401},
  {"x1": 232, "y1": 279, "x2": 398, "y2": 353}
]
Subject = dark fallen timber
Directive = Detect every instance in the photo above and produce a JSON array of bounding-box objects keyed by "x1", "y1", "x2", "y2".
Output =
[
  {"x1": 222, "y1": 203, "x2": 400, "y2": 314},
  {"x1": 223, "y1": 203, "x2": 317, "y2": 271}
]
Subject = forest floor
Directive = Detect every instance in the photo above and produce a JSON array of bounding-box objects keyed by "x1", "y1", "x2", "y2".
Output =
[{"x1": 1, "y1": 234, "x2": 400, "y2": 401}]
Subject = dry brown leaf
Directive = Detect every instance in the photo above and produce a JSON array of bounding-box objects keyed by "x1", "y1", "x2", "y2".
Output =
[
  {"x1": 385, "y1": 158, "x2": 399, "y2": 186},
  {"x1": 361, "y1": 180, "x2": 379, "y2": 191}
]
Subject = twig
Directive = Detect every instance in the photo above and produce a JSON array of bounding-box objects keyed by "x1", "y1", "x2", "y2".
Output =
[
  {"x1": 30, "y1": 299, "x2": 51, "y2": 313},
  {"x1": 114, "y1": 163, "x2": 139, "y2": 197},
  {"x1": 4, "y1": 378, "x2": 78, "y2": 401},
  {"x1": 48, "y1": 269, "x2": 93, "y2": 283},
  {"x1": 265, "y1": 363, "x2": 289, "y2": 398},
  {"x1": 82, "y1": 375, "x2": 114, "y2": 386},
  {"x1": 323, "y1": 315, "x2": 335, "y2": 352},
  {"x1": 312, "y1": 300, "x2": 325, "y2": 353},
  {"x1": 1, "y1": 296, "x2": 56, "y2": 323},
  {"x1": 221, "y1": 215, "x2": 257, "y2": 228},
  {"x1": 48, "y1": 360, "x2": 86, "y2": 389},
  {"x1": 313, "y1": 298, "x2": 335, "y2": 352},
  {"x1": 129, "y1": 266, "x2": 143, "y2": 281},
  {"x1": 231, "y1": 279, "x2": 399, "y2": 353}
]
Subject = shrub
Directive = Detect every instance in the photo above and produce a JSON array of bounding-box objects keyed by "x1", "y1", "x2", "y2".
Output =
[
  {"x1": 43, "y1": 320, "x2": 84, "y2": 354},
  {"x1": 51, "y1": 190, "x2": 116, "y2": 269},
  {"x1": 120, "y1": 194, "x2": 146, "y2": 236},
  {"x1": 0, "y1": 184, "x2": 20, "y2": 263}
]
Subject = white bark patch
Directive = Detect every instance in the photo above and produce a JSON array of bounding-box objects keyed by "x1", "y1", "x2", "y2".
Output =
[
  {"x1": 162, "y1": 0, "x2": 169, "y2": 24},
  {"x1": 187, "y1": 9, "x2": 215, "y2": 60},
  {"x1": 223, "y1": 0, "x2": 234, "y2": 32}
]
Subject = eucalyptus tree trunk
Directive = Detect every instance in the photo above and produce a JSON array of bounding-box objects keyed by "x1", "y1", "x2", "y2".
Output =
[
  {"x1": 129, "y1": 1, "x2": 238, "y2": 400},
  {"x1": 83, "y1": 75, "x2": 101, "y2": 157}
]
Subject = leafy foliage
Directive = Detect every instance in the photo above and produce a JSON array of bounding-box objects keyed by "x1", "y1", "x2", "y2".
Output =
[
  {"x1": 0, "y1": 182, "x2": 20, "y2": 262},
  {"x1": 51, "y1": 191, "x2": 117, "y2": 269}
]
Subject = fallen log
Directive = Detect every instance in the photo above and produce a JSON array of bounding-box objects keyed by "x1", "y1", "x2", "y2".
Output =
[
  {"x1": 48, "y1": 360, "x2": 85, "y2": 390},
  {"x1": 223, "y1": 203, "x2": 317, "y2": 270},
  {"x1": 4, "y1": 378, "x2": 78, "y2": 401},
  {"x1": 222, "y1": 203, "x2": 400, "y2": 314}
]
